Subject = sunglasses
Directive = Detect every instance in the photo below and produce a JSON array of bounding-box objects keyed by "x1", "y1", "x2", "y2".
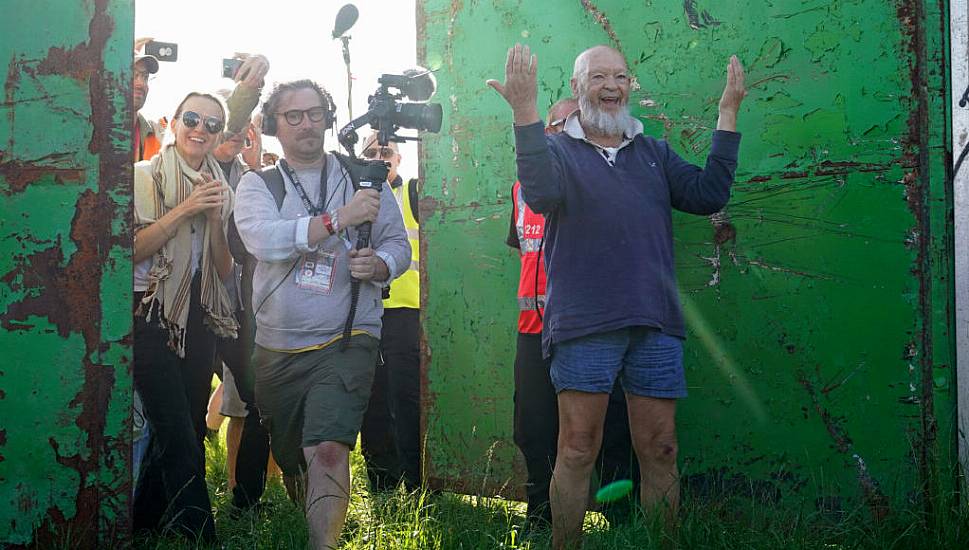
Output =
[
  {"x1": 277, "y1": 107, "x2": 328, "y2": 126},
  {"x1": 181, "y1": 111, "x2": 225, "y2": 134},
  {"x1": 362, "y1": 146, "x2": 396, "y2": 160}
]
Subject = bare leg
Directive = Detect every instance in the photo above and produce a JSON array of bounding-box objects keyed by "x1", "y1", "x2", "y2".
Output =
[
  {"x1": 226, "y1": 416, "x2": 243, "y2": 489},
  {"x1": 626, "y1": 395, "x2": 679, "y2": 521},
  {"x1": 205, "y1": 382, "x2": 225, "y2": 431},
  {"x1": 303, "y1": 442, "x2": 351, "y2": 550},
  {"x1": 550, "y1": 390, "x2": 609, "y2": 550},
  {"x1": 267, "y1": 451, "x2": 282, "y2": 480}
]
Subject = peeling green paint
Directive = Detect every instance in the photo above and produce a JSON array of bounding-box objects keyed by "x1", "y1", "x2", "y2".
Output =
[
  {"x1": 418, "y1": 0, "x2": 955, "y2": 511},
  {"x1": 0, "y1": 0, "x2": 133, "y2": 546}
]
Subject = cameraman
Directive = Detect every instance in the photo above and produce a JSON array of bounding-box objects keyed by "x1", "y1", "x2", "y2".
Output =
[{"x1": 234, "y1": 79, "x2": 410, "y2": 549}]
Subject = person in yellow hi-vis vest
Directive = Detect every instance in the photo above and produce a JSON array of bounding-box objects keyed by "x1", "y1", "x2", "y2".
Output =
[{"x1": 358, "y1": 132, "x2": 423, "y2": 491}]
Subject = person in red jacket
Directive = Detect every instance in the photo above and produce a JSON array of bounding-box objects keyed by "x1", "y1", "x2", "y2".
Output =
[{"x1": 508, "y1": 97, "x2": 638, "y2": 530}]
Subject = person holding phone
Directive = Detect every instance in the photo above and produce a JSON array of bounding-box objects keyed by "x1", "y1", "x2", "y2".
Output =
[{"x1": 223, "y1": 53, "x2": 270, "y2": 135}]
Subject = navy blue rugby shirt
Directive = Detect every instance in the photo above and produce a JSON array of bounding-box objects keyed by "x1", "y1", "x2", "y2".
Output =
[{"x1": 513, "y1": 114, "x2": 741, "y2": 357}]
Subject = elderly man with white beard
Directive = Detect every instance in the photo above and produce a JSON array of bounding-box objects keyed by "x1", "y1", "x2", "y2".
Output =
[{"x1": 488, "y1": 44, "x2": 747, "y2": 548}]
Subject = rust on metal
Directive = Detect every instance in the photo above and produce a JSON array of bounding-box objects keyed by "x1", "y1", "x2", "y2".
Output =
[
  {"x1": 797, "y1": 369, "x2": 892, "y2": 520},
  {"x1": 579, "y1": 0, "x2": 623, "y2": 55},
  {"x1": 683, "y1": 0, "x2": 722, "y2": 30},
  {"x1": 1, "y1": 0, "x2": 132, "y2": 546},
  {"x1": 896, "y1": 0, "x2": 938, "y2": 508},
  {"x1": 0, "y1": 161, "x2": 86, "y2": 195}
]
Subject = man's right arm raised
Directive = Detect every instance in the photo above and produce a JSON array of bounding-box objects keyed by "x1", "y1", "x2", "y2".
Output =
[{"x1": 488, "y1": 44, "x2": 565, "y2": 214}]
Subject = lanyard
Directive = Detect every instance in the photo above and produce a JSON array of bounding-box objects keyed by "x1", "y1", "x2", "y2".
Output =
[{"x1": 280, "y1": 158, "x2": 328, "y2": 216}]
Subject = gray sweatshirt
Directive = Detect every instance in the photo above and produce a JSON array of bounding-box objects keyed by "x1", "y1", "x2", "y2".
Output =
[{"x1": 234, "y1": 153, "x2": 411, "y2": 350}]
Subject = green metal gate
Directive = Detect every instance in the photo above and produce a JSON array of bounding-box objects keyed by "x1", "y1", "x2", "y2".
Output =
[
  {"x1": 0, "y1": 0, "x2": 133, "y2": 547},
  {"x1": 418, "y1": 0, "x2": 956, "y2": 511},
  {"x1": 0, "y1": 0, "x2": 960, "y2": 546}
]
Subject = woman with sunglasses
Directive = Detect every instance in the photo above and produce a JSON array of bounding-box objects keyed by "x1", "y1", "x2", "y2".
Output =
[{"x1": 131, "y1": 91, "x2": 238, "y2": 542}]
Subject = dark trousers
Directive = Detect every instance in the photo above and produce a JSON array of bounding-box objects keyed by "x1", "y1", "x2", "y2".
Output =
[
  {"x1": 513, "y1": 332, "x2": 639, "y2": 525},
  {"x1": 133, "y1": 277, "x2": 216, "y2": 542},
  {"x1": 213, "y1": 299, "x2": 270, "y2": 509},
  {"x1": 360, "y1": 307, "x2": 422, "y2": 491}
]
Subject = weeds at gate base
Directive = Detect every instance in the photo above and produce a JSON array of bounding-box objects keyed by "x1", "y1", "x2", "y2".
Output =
[{"x1": 130, "y1": 428, "x2": 969, "y2": 549}]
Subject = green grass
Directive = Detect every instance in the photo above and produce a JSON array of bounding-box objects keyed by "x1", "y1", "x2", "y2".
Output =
[{"x1": 134, "y1": 431, "x2": 969, "y2": 549}]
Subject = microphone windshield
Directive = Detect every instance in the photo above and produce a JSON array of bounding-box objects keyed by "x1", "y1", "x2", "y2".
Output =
[{"x1": 332, "y1": 4, "x2": 359, "y2": 39}]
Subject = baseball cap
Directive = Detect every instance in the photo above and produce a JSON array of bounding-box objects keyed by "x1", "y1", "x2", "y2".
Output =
[{"x1": 134, "y1": 54, "x2": 159, "y2": 74}]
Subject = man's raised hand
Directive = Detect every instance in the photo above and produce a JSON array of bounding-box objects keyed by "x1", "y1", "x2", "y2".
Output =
[
  {"x1": 486, "y1": 44, "x2": 540, "y2": 126},
  {"x1": 717, "y1": 55, "x2": 747, "y2": 132}
]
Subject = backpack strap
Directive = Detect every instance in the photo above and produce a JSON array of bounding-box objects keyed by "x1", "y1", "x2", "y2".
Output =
[
  {"x1": 254, "y1": 166, "x2": 286, "y2": 210},
  {"x1": 227, "y1": 166, "x2": 286, "y2": 264}
]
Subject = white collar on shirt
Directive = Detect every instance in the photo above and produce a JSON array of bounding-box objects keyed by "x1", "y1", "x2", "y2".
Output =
[{"x1": 562, "y1": 110, "x2": 644, "y2": 165}]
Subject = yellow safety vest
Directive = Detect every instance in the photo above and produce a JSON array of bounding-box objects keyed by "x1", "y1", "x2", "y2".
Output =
[{"x1": 384, "y1": 179, "x2": 420, "y2": 309}]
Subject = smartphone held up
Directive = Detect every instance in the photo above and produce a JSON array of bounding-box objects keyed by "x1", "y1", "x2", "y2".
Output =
[{"x1": 222, "y1": 58, "x2": 243, "y2": 80}]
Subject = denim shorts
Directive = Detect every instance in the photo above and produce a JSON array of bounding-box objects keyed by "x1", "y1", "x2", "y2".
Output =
[{"x1": 550, "y1": 327, "x2": 686, "y2": 398}]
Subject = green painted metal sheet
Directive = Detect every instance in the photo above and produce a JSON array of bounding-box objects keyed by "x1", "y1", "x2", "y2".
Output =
[
  {"x1": 0, "y1": 0, "x2": 133, "y2": 547},
  {"x1": 418, "y1": 0, "x2": 955, "y2": 511}
]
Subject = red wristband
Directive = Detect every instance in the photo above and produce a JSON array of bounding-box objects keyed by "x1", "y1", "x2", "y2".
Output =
[
  {"x1": 320, "y1": 212, "x2": 336, "y2": 235},
  {"x1": 321, "y1": 212, "x2": 335, "y2": 235}
]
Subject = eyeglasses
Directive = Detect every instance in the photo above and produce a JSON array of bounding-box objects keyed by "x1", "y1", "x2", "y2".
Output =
[
  {"x1": 180, "y1": 111, "x2": 225, "y2": 134},
  {"x1": 547, "y1": 117, "x2": 567, "y2": 129},
  {"x1": 276, "y1": 107, "x2": 328, "y2": 126},
  {"x1": 362, "y1": 146, "x2": 396, "y2": 160}
]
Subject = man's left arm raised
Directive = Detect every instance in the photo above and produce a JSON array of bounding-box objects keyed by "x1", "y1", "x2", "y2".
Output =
[{"x1": 666, "y1": 55, "x2": 747, "y2": 215}]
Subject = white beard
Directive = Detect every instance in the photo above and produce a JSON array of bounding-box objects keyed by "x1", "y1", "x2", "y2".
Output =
[{"x1": 578, "y1": 94, "x2": 636, "y2": 138}]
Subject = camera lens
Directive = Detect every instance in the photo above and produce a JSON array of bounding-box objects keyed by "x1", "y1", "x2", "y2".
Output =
[
  {"x1": 421, "y1": 103, "x2": 443, "y2": 133},
  {"x1": 394, "y1": 103, "x2": 443, "y2": 133}
]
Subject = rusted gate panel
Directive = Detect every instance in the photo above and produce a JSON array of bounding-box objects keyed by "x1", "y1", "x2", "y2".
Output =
[
  {"x1": 418, "y1": 0, "x2": 955, "y2": 510},
  {"x1": 0, "y1": 0, "x2": 133, "y2": 547}
]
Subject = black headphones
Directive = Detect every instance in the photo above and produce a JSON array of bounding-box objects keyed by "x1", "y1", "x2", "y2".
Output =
[{"x1": 260, "y1": 85, "x2": 337, "y2": 137}]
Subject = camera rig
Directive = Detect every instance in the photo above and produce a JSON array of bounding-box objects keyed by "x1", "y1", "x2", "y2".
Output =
[
  {"x1": 333, "y1": 69, "x2": 442, "y2": 348},
  {"x1": 337, "y1": 69, "x2": 443, "y2": 153}
]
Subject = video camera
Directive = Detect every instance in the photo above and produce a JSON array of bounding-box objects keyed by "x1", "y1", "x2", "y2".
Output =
[
  {"x1": 337, "y1": 68, "x2": 443, "y2": 154},
  {"x1": 332, "y1": 69, "x2": 442, "y2": 348}
]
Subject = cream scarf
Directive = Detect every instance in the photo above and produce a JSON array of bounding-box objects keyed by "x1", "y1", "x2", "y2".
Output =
[{"x1": 134, "y1": 144, "x2": 238, "y2": 357}]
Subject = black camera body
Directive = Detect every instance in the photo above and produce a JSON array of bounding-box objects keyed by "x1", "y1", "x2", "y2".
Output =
[
  {"x1": 367, "y1": 85, "x2": 443, "y2": 141},
  {"x1": 334, "y1": 69, "x2": 440, "y2": 349},
  {"x1": 335, "y1": 153, "x2": 389, "y2": 191},
  {"x1": 337, "y1": 69, "x2": 442, "y2": 152}
]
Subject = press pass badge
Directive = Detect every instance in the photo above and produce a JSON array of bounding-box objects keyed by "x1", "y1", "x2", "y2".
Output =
[{"x1": 296, "y1": 251, "x2": 337, "y2": 294}]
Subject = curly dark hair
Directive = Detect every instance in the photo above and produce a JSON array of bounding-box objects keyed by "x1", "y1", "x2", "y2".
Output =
[{"x1": 261, "y1": 79, "x2": 336, "y2": 128}]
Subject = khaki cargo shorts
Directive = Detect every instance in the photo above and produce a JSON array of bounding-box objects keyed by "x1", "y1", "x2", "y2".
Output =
[{"x1": 253, "y1": 334, "x2": 379, "y2": 477}]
